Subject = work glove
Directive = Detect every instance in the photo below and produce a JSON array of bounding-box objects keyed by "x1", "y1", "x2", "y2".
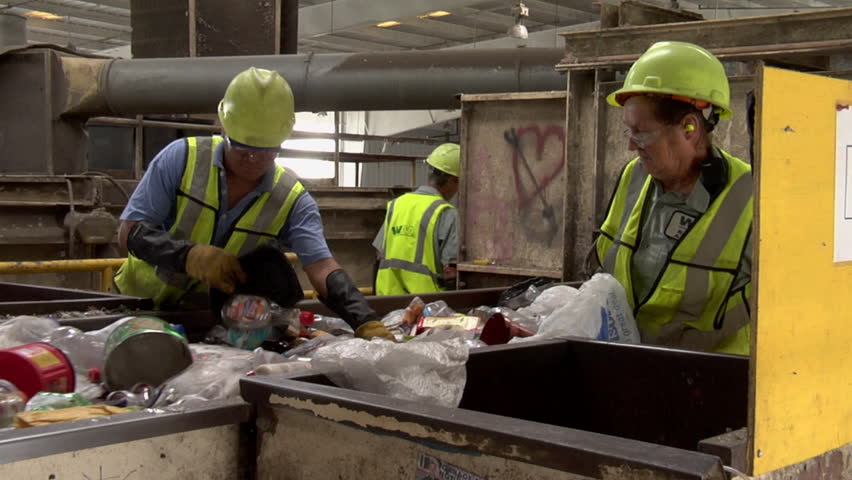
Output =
[
  {"x1": 354, "y1": 321, "x2": 396, "y2": 341},
  {"x1": 185, "y1": 244, "x2": 246, "y2": 294},
  {"x1": 321, "y1": 269, "x2": 394, "y2": 340}
]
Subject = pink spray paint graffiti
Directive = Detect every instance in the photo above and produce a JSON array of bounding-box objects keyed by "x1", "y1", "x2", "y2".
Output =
[
  {"x1": 465, "y1": 146, "x2": 515, "y2": 261},
  {"x1": 505, "y1": 124, "x2": 566, "y2": 244}
]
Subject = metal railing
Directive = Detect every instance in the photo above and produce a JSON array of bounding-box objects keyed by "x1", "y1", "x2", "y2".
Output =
[{"x1": 0, "y1": 257, "x2": 372, "y2": 298}]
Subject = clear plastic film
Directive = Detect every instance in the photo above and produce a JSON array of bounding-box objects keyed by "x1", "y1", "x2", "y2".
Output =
[{"x1": 311, "y1": 334, "x2": 469, "y2": 408}]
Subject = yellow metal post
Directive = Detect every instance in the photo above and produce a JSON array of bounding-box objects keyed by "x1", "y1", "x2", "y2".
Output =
[{"x1": 752, "y1": 66, "x2": 852, "y2": 475}]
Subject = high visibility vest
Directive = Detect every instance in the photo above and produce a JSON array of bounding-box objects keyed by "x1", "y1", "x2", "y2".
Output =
[
  {"x1": 595, "y1": 149, "x2": 753, "y2": 354},
  {"x1": 376, "y1": 192, "x2": 453, "y2": 295},
  {"x1": 114, "y1": 136, "x2": 305, "y2": 309}
]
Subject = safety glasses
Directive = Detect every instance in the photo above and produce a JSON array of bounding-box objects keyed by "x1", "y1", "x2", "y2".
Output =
[
  {"x1": 225, "y1": 136, "x2": 280, "y2": 162},
  {"x1": 623, "y1": 127, "x2": 663, "y2": 149}
]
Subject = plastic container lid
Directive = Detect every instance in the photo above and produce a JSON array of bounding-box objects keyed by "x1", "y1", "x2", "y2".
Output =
[{"x1": 0, "y1": 343, "x2": 75, "y2": 400}]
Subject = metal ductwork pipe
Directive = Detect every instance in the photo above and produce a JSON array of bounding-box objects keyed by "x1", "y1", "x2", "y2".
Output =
[{"x1": 63, "y1": 48, "x2": 565, "y2": 116}]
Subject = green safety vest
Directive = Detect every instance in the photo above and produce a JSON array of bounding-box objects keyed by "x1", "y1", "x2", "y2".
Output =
[
  {"x1": 114, "y1": 136, "x2": 305, "y2": 309},
  {"x1": 595, "y1": 149, "x2": 753, "y2": 355},
  {"x1": 376, "y1": 192, "x2": 453, "y2": 295}
]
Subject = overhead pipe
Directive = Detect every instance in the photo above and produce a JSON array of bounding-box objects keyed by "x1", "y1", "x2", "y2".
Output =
[{"x1": 62, "y1": 48, "x2": 565, "y2": 116}]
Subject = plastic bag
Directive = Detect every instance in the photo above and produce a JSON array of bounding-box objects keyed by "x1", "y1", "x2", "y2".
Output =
[
  {"x1": 282, "y1": 334, "x2": 351, "y2": 358},
  {"x1": 0, "y1": 316, "x2": 59, "y2": 349},
  {"x1": 74, "y1": 373, "x2": 105, "y2": 401},
  {"x1": 517, "y1": 285, "x2": 581, "y2": 320},
  {"x1": 311, "y1": 335, "x2": 469, "y2": 408},
  {"x1": 579, "y1": 273, "x2": 640, "y2": 344},
  {"x1": 156, "y1": 344, "x2": 288, "y2": 406},
  {"x1": 512, "y1": 274, "x2": 639, "y2": 344}
]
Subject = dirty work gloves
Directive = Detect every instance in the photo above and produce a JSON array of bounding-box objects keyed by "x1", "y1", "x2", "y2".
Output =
[
  {"x1": 321, "y1": 269, "x2": 394, "y2": 341},
  {"x1": 355, "y1": 321, "x2": 396, "y2": 341},
  {"x1": 185, "y1": 244, "x2": 247, "y2": 294}
]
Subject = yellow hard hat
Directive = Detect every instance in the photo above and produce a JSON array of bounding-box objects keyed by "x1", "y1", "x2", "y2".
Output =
[
  {"x1": 425, "y1": 143, "x2": 460, "y2": 177},
  {"x1": 607, "y1": 41, "x2": 732, "y2": 119},
  {"x1": 218, "y1": 67, "x2": 296, "y2": 149}
]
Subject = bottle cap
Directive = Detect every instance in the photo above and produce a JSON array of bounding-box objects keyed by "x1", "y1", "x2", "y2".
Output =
[{"x1": 299, "y1": 311, "x2": 315, "y2": 326}]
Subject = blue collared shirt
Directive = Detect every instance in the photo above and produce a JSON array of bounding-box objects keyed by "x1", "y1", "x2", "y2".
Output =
[{"x1": 120, "y1": 138, "x2": 332, "y2": 266}]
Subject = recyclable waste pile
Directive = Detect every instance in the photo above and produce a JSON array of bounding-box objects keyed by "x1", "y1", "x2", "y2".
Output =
[{"x1": 0, "y1": 273, "x2": 638, "y2": 431}]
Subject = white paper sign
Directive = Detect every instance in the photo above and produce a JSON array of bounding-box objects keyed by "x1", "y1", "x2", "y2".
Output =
[{"x1": 835, "y1": 103, "x2": 852, "y2": 262}]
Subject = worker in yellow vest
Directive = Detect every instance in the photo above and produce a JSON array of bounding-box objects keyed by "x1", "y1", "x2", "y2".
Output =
[
  {"x1": 114, "y1": 67, "x2": 393, "y2": 340},
  {"x1": 374, "y1": 143, "x2": 460, "y2": 295},
  {"x1": 589, "y1": 42, "x2": 752, "y2": 355}
]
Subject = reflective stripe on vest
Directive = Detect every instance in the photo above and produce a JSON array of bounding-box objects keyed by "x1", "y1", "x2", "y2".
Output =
[
  {"x1": 376, "y1": 192, "x2": 452, "y2": 295},
  {"x1": 114, "y1": 136, "x2": 304, "y2": 309},
  {"x1": 594, "y1": 149, "x2": 753, "y2": 353}
]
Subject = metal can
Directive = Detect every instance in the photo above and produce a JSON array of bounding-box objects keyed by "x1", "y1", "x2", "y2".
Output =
[
  {"x1": 103, "y1": 316, "x2": 193, "y2": 391},
  {"x1": 0, "y1": 380, "x2": 25, "y2": 428}
]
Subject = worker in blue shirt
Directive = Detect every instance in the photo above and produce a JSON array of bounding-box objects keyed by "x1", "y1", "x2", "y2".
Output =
[{"x1": 114, "y1": 67, "x2": 394, "y2": 340}]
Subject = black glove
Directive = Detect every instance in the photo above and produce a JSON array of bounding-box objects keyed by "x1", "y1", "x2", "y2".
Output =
[
  {"x1": 126, "y1": 221, "x2": 194, "y2": 273},
  {"x1": 320, "y1": 269, "x2": 377, "y2": 330}
]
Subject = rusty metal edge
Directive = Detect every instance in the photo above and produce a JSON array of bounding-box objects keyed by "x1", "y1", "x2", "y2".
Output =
[
  {"x1": 0, "y1": 400, "x2": 251, "y2": 465},
  {"x1": 240, "y1": 341, "x2": 728, "y2": 480}
]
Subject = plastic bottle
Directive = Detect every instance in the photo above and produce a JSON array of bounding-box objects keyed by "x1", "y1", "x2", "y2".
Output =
[
  {"x1": 25, "y1": 392, "x2": 91, "y2": 411},
  {"x1": 47, "y1": 326, "x2": 107, "y2": 373},
  {"x1": 0, "y1": 380, "x2": 25, "y2": 428},
  {"x1": 221, "y1": 294, "x2": 300, "y2": 330}
]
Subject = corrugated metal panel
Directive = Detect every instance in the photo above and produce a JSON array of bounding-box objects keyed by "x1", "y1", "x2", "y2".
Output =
[
  {"x1": 130, "y1": 0, "x2": 190, "y2": 58},
  {"x1": 360, "y1": 140, "x2": 431, "y2": 187}
]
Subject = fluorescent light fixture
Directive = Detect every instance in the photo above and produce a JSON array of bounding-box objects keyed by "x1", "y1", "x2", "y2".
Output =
[
  {"x1": 24, "y1": 11, "x2": 65, "y2": 20},
  {"x1": 419, "y1": 10, "x2": 451, "y2": 18},
  {"x1": 375, "y1": 20, "x2": 401, "y2": 28}
]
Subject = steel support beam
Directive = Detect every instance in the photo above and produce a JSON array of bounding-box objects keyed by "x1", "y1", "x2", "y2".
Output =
[{"x1": 556, "y1": 7, "x2": 852, "y2": 68}]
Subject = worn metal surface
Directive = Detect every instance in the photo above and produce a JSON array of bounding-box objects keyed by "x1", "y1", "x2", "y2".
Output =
[
  {"x1": 242, "y1": 339, "x2": 731, "y2": 480},
  {"x1": 0, "y1": 282, "x2": 150, "y2": 315},
  {"x1": 61, "y1": 48, "x2": 566, "y2": 116},
  {"x1": 0, "y1": 49, "x2": 87, "y2": 175},
  {"x1": 0, "y1": 399, "x2": 250, "y2": 465},
  {"x1": 459, "y1": 339, "x2": 747, "y2": 452},
  {"x1": 699, "y1": 428, "x2": 748, "y2": 473},
  {"x1": 458, "y1": 92, "x2": 568, "y2": 288},
  {"x1": 0, "y1": 425, "x2": 243, "y2": 479},
  {"x1": 257, "y1": 403, "x2": 596, "y2": 480},
  {"x1": 556, "y1": 8, "x2": 852, "y2": 68},
  {"x1": 562, "y1": 70, "x2": 598, "y2": 280}
]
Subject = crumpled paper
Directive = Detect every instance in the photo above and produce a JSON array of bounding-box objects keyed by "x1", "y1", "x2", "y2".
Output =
[{"x1": 312, "y1": 332, "x2": 469, "y2": 408}]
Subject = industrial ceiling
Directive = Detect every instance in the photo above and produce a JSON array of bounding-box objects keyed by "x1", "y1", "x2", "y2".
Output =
[{"x1": 1, "y1": 0, "x2": 849, "y2": 55}]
